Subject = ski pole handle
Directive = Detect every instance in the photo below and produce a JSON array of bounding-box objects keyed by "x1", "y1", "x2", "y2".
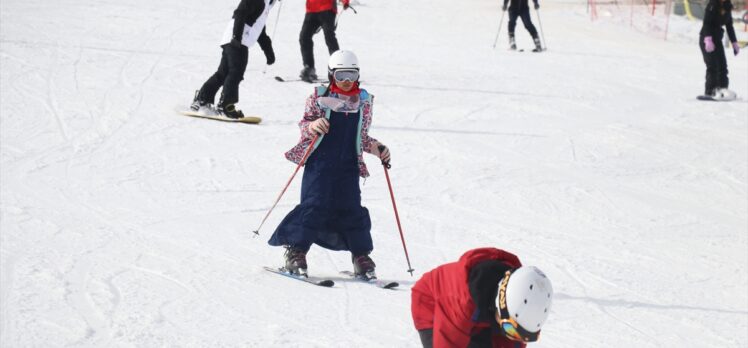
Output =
[{"x1": 378, "y1": 144, "x2": 391, "y2": 169}]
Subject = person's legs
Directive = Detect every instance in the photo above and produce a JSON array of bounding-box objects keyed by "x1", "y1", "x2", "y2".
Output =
[
  {"x1": 197, "y1": 50, "x2": 229, "y2": 104},
  {"x1": 507, "y1": 11, "x2": 519, "y2": 37},
  {"x1": 519, "y1": 8, "x2": 539, "y2": 39},
  {"x1": 714, "y1": 42, "x2": 729, "y2": 89},
  {"x1": 700, "y1": 37, "x2": 719, "y2": 95},
  {"x1": 299, "y1": 13, "x2": 320, "y2": 71},
  {"x1": 219, "y1": 44, "x2": 249, "y2": 107},
  {"x1": 507, "y1": 11, "x2": 519, "y2": 49},
  {"x1": 319, "y1": 11, "x2": 340, "y2": 54}
]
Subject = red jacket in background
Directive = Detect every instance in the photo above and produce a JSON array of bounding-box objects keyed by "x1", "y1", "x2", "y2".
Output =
[
  {"x1": 411, "y1": 248, "x2": 524, "y2": 348},
  {"x1": 306, "y1": 0, "x2": 349, "y2": 13}
]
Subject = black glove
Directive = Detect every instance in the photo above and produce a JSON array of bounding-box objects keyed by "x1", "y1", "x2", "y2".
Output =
[
  {"x1": 265, "y1": 47, "x2": 275, "y2": 65},
  {"x1": 502, "y1": 4, "x2": 507, "y2": 10},
  {"x1": 534, "y1": 3, "x2": 539, "y2": 9},
  {"x1": 230, "y1": 37, "x2": 242, "y2": 48}
]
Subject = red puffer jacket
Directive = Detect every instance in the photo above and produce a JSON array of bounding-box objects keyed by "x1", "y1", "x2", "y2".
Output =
[
  {"x1": 411, "y1": 248, "x2": 524, "y2": 348},
  {"x1": 306, "y1": 0, "x2": 349, "y2": 13}
]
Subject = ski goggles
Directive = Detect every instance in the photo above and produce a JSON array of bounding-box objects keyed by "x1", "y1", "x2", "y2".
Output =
[
  {"x1": 497, "y1": 316, "x2": 540, "y2": 342},
  {"x1": 332, "y1": 69, "x2": 359, "y2": 82},
  {"x1": 496, "y1": 271, "x2": 541, "y2": 342}
]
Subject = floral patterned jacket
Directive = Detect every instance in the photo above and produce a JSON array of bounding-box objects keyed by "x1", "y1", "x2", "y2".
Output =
[{"x1": 285, "y1": 86, "x2": 378, "y2": 178}]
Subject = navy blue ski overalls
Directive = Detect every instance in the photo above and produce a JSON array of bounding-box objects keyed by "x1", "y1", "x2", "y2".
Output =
[{"x1": 268, "y1": 95, "x2": 373, "y2": 255}]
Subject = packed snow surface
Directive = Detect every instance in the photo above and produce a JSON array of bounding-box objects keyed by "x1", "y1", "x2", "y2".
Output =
[{"x1": 1, "y1": 0, "x2": 747, "y2": 346}]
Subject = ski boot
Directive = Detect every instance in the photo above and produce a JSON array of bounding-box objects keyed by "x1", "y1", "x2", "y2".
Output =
[
  {"x1": 284, "y1": 247, "x2": 308, "y2": 277},
  {"x1": 217, "y1": 92, "x2": 244, "y2": 119},
  {"x1": 509, "y1": 34, "x2": 517, "y2": 51},
  {"x1": 299, "y1": 65, "x2": 318, "y2": 83},
  {"x1": 190, "y1": 90, "x2": 209, "y2": 111},
  {"x1": 217, "y1": 103, "x2": 244, "y2": 119},
  {"x1": 715, "y1": 88, "x2": 737, "y2": 100},
  {"x1": 532, "y1": 37, "x2": 543, "y2": 52},
  {"x1": 352, "y1": 253, "x2": 377, "y2": 280}
]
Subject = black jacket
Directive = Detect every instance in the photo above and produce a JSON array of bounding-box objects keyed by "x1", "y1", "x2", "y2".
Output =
[
  {"x1": 503, "y1": 0, "x2": 538, "y2": 12},
  {"x1": 700, "y1": 0, "x2": 737, "y2": 42},
  {"x1": 468, "y1": 260, "x2": 515, "y2": 324},
  {"x1": 232, "y1": 0, "x2": 267, "y2": 42}
]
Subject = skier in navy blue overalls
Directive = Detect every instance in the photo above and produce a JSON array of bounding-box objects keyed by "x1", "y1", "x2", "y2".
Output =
[{"x1": 269, "y1": 50, "x2": 390, "y2": 280}]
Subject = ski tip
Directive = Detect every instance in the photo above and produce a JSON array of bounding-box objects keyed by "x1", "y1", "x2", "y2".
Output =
[
  {"x1": 274, "y1": 76, "x2": 285, "y2": 82},
  {"x1": 318, "y1": 280, "x2": 335, "y2": 287},
  {"x1": 383, "y1": 282, "x2": 399, "y2": 289}
]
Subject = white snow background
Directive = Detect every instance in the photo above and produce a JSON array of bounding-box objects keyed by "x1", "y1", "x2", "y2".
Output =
[{"x1": 1, "y1": 0, "x2": 747, "y2": 346}]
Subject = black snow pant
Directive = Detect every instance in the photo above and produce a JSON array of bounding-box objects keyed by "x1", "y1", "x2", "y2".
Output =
[
  {"x1": 418, "y1": 328, "x2": 492, "y2": 348},
  {"x1": 508, "y1": 7, "x2": 539, "y2": 39},
  {"x1": 299, "y1": 10, "x2": 340, "y2": 69},
  {"x1": 699, "y1": 35, "x2": 729, "y2": 95},
  {"x1": 198, "y1": 44, "x2": 249, "y2": 106}
]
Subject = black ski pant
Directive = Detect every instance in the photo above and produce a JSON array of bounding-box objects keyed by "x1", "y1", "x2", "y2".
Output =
[
  {"x1": 299, "y1": 10, "x2": 340, "y2": 69},
  {"x1": 508, "y1": 7, "x2": 539, "y2": 39},
  {"x1": 699, "y1": 35, "x2": 729, "y2": 95},
  {"x1": 417, "y1": 328, "x2": 492, "y2": 348},
  {"x1": 198, "y1": 44, "x2": 249, "y2": 106}
]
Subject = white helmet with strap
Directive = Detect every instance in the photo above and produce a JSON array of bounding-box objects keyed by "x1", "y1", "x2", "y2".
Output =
[
  {"x1": 328, "y1": 50, "x2": 359, "y2": 72},
  {"x1": 496, "y1": 266, "x2": 553, "y2": 342}
]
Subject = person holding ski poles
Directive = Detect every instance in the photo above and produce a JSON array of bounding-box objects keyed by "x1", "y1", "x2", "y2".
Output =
[
  {"x1": 190, "y1": 0, "x2": 276, "y2": 119},
  {"x1": 268, "y1": 50, "x2": 391, "y2": 280},
  {"x1": 411, "y1": 247, "x2": 554, "y2": 348},
  {"x1": 502, "y1": 0, "x2": 543, "y2": 52},
  {"x1": 298, "y1": 0, "x2": 351, "y2": 82},
  {"x1": 699, "y1": 0, "x2": 740, "y2": 100}
]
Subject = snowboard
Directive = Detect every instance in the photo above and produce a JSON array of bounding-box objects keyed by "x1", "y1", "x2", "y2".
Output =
[
  {"x1": 697, "y1": 89, "x2": 737, "y2": 101},
  {"x1": 696, "y1": 94, "x2": 737, "y2": 102},
  {"x1": 178, "y1": 109, "x2": 262, "y2": 124}
]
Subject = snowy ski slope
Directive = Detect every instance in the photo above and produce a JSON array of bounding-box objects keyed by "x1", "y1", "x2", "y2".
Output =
[{"x1": 1, "y1": 0, "x2": 747, "y2": 346}]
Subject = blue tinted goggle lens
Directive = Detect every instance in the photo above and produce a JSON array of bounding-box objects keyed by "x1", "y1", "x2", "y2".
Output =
[{"x1": 333, "y1": 69, "x2": 359, "y2": 82}]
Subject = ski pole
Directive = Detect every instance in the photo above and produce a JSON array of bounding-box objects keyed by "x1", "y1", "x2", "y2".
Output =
[
  {"x1": 492, "y1": 9, "x2": 507, "y2": 48},
  {"x1": 253, "y1": 133, "x2": 319, "y2": 236},
  {"x1": 379, "y1": 145, "x2": 415, "y2": 276},
  {"x1": 263, "y1": 0, "x2": 284, "y2": 75},
  {"x1": 331, "y1": 4, "x2": 356, "y2": 32},
  {"x1": 535, "y1": 8, "x2": 547, "y2": 50}
]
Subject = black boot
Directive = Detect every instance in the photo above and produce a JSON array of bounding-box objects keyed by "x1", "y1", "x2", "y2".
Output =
[
  {"x1": 352, "y1": 253, "x2": 376, "y2": 280},
  {"x1": 299, "y1": 65, "x2": 318, "y2": 83},
  {"x1": 509, "y1": 34, "x2": 517, "y2": 50},
  {"x1": 532, "y1": 38, "x2": 543, "y2": 52},
  {"x1": 284, "y1": 247, "x2": 308, "y2": 276},
  {"x1": 217, "y1": 92, "x2": 244, "y2": 119},
  {"x1": 218, "y1": 103, "x2": 244, "y2": 119}
]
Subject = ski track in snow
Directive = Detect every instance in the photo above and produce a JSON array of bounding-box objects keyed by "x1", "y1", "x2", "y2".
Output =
[{"x1": 2, "y1": 0, "x2": 747, "y2": 346}]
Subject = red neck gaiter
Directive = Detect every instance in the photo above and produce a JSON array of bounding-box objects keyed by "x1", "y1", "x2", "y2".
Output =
[{"x1": 329, "y1": 82, "x2": 361, "y2": 96}]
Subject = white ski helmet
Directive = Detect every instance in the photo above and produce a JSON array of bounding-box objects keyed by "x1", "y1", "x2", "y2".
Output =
[
  {"x1": 496, "y1": 266, "x2": 553, "y2": 342},
  {"x1": 328, "y1": 50, "x2": 359, "y2": 72}
]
